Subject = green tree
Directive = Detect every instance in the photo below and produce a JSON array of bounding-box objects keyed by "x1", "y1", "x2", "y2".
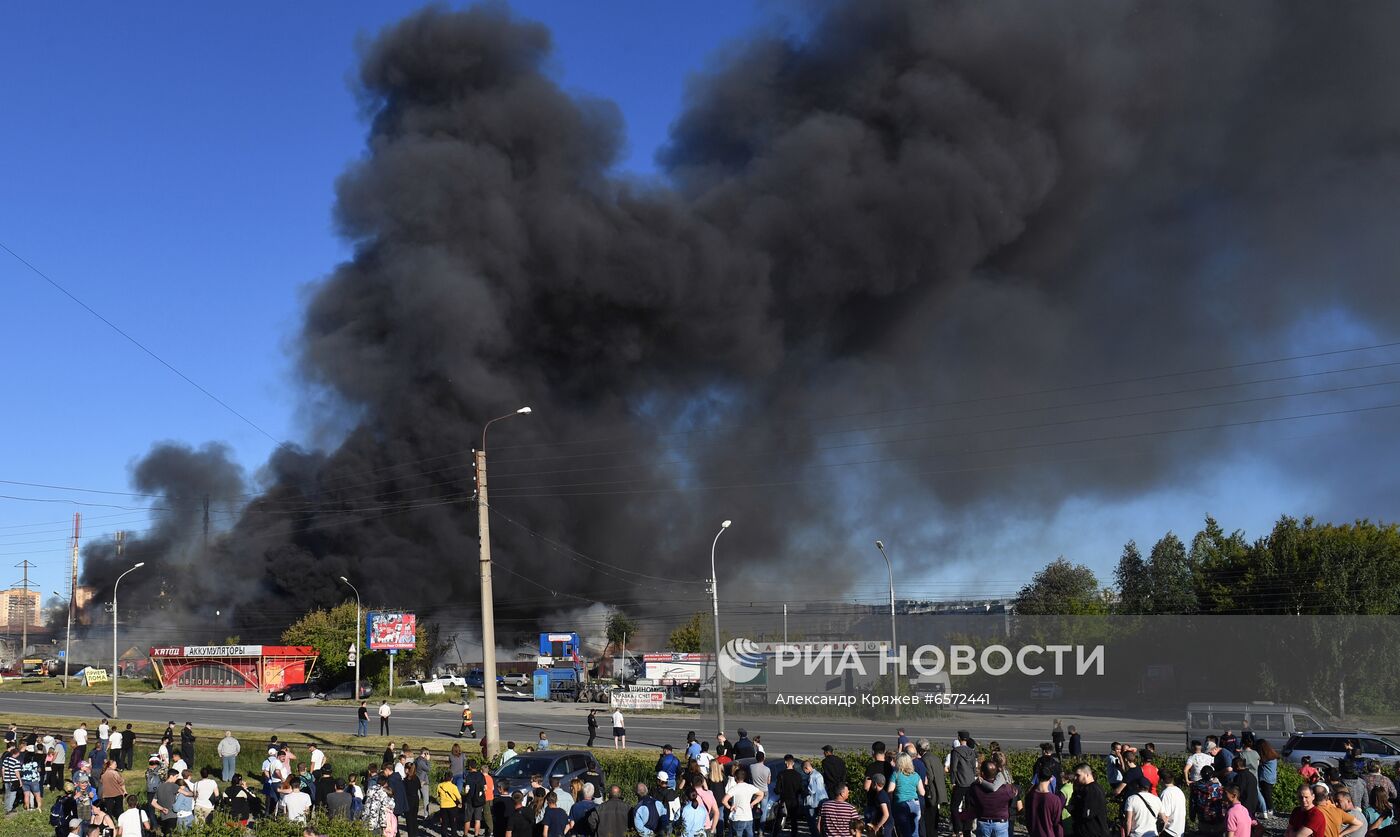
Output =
[
  {"x1": 1188, "y1": 515, "x2": 1252, "y2": 613},
  {"x1": 1113, "y1": 541, "x2": 1151, "y2": 614},
  {"x1": 606, "y1": 610, "x2": 638, "y2": 657},
  {"x1": 668, "y1": 612, "x2": 711, "y2": 652},
  {"x1": 1012, "y1": 557, "x2": 1108, "y2": 615},
  {"x1": 1148, "y1": 532, "x2": 1196, "y2": 614},
  {"x1": 281, "y1": 600, "x2": 361, "y2": 677}
]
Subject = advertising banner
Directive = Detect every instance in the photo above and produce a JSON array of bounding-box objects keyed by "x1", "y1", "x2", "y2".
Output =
[
  {"x1": 367, "y1": 611, "x2": 417, "y2": 650},
  {"x1": 611, "y1": 689, "x2": 665, "y2": 710},
  {"x1": 82, "y1": 668, "x2": 109, "y2": 685}
]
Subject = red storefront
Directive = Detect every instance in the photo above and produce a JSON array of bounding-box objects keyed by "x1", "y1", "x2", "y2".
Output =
[{"x1": 148, "y1": 645, "x2": 318, "y2": 692}]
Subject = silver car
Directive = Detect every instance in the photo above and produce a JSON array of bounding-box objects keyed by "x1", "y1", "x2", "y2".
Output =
[{"x1": 1281, "y1": 731, "x2": 1400, "y2": 767}]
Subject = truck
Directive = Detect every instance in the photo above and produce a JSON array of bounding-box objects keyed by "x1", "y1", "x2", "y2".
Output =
[{"x1": 532, "y1": 632, "x2": 585, "y2": 701}]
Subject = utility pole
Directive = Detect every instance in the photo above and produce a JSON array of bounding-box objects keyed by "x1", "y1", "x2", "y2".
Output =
[
  {"x1": 476, "y1": 447, "x2": 499, "y2": 758},
  {"x1": 14, "y1": 559, "x2": 36, "y2": 669},
  {"x1": 476, "y1": 406, "x2": 531, "y2": 761},
  {"x1": 65, "y1": 514, "x2": 79, "y2": 687}
]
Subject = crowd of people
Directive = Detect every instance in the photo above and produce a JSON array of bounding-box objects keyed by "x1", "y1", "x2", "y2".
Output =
[{"x1": 9, "y1": 717, "x2": 1400, "y2": 837}]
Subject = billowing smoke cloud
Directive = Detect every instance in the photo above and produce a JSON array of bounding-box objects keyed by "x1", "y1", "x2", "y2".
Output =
[{"x1": 83, "y1": 0, "x2": 1400, "y2": 639}]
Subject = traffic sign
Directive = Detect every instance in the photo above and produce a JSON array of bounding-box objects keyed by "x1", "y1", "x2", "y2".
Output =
[{"x1": 57, "y1": 651, "x2": 65, "y2": 658}]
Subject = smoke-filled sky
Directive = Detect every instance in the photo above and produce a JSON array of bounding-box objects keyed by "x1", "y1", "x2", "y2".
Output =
[{"x1": 5, "y1": 1, "x2": 1400, "y2": 643}]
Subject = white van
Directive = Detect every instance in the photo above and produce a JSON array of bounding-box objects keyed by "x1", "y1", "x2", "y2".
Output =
[{"x1": 1185, "y1": 701, "x2": 1324, "y2": 747}]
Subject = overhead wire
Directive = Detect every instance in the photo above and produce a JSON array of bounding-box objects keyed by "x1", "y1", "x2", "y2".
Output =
[{"x1": 0, "y1": 240, "x2": 281, "y2": 444}]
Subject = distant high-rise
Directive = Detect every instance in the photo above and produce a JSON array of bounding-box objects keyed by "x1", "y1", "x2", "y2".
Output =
[{"x1": 0, "y1": 588, "x2": 42, "y2": 630}]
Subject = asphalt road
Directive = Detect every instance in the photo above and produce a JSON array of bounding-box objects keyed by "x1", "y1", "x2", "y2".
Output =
[{"x1": 0, "y1": 690, "x2": 1185, "y2": 754}]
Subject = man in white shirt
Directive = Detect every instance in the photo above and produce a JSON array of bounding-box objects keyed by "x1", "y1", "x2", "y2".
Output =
[
  {"x1": 1185, "y1": 741, "x2": 1213, "y2": 785},
  {"x1": 281, "y1": 784, "x2": 313, "y2": 822},
  {"x1": 1123, "y1": 777, "x2": 1162, "y2": 837},
  {"x1": 98, "y1": 721, "x2": 110, "y2": 745},
  {"x1": 108, "y1": 729, "x2": 123, "y2": 768},
  {"x1": 501, "y1": 742, "x2": 518, "y2": 764},
  {"x1": 194, "y1": 767, "x2": 221, "y2": 819},
  {"x1": 309, "y1": 745, "x2": 325, "y2": 773},
  {"x1": 379, "y1": 701, "x2": 392, "y2": 736},
  {"x1": 73, "y1": 723, "x2": 89, "y2": 761},
  {"x1": 612, "y1": 710, "x2": 626, "y2": 749},
  {"x1": 116, "y1": 801, "x2": 150, "y2": 837},
  {"x1": 170, "y1": 754, "x2": 189, "y2": 775},
  {"x1": 1158, "y1": 774, "x2": 1188, "y2": 837}
]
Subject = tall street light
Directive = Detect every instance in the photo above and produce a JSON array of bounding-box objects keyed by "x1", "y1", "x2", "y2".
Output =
[
  {"x1": 874, "y1": 540, "x2": 900, "y2": 719},
  {"x1": 339, "y1": 576, "x2": 362, "y2": 705},
  {"x1": 112, "y1": 562, "x2": 145, "y2": 718},
  {"x1": 710, "y1": 520, "x2": 732, "y2": 737},
  {"x1": 477, "y1": 406, "x2": 531, "y2": 759}
]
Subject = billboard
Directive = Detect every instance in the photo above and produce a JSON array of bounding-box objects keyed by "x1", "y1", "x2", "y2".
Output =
[
  {"x1": 611, "y1": 690, "x2": 665, "y2": 710},
  {"x1": 367, "y1": 611, "x2": 417, "y2": 650}
]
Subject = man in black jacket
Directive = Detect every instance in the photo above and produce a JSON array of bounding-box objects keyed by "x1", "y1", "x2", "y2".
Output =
[
  {"x1": 820, "y1": 746, "x2": 846, "y2": 801},
  {"x1": 918, "y1": 739, "x2": 947, "y2": 837},
  {"x1": 733, "y1": 729, "x2": 756, "y2": 761},
  {"x1": 949, "y1": 732, "x2": 979, "y2": 837},
  {"x1": 774, "y1": 755, "x2": 805, "y2": 837},
  {"x1": 1069, "y1": 764, "x2": 1110, "y2": 837},
  {"x1": 180, "y1": 724, "x2": 195, "y2": 769},
  {"x1": 1227, "y1": 757, "x2": 1261, "y2": 814}
]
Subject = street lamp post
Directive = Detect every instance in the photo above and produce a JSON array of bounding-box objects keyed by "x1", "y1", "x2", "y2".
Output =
[
  {"x1": 112, "y1": 562, "x2": 145, "y2": 719},
  {"x1": 710, "y1": 520, "x2": 732, "y2": 737},
  {"x1": 477, "y1": 406, "x2": 531, "y2": 760},
  {"x1": 339, "y1": 576, "x2": 362, "y2": 705},
  {"x1": 874, "y1": 540, "x2": 900, "y2": 719}
]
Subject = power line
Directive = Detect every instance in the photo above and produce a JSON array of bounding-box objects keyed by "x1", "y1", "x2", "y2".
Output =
[
  {"x1": 487, "y1": 399, "x2": 1400, "y2": 498},
  {"x1": 0, "y1": 240, "x2": 281, "y2": 444},
  {"x1": 486, "y1": 338, "x2": 1400, "y2": 456}
]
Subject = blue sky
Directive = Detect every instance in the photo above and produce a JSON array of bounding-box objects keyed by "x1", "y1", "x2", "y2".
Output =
[
  {"x1": 0, "y1": 1, "x2": 772, "y2": 599},
  {"x1": 2, "y1": 2, "x2": 1391, "y2": 608}
]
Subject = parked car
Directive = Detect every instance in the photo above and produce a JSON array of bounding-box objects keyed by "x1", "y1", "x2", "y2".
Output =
[
  {"x1": 501, "y1": 672, "x2": 530, "y2": 688},
  {"x1": 268, "y1": 683, "x2": 315, "y2": 702},
  {"x1": 315, "y1": 681, "x2": 373, "y2": 700},
  {"x1": 493, "y1": 750, "x2": 604, "y2": 788},
  {"x1": 432, "y1": 674, "x2": 468, "y2": 688},
  {"x1": 1282, "y1": 731, "x2": 1400, "y2": 768},
  {"x1": 465, "y1": 670, "x2": 503, "y2": 689}
]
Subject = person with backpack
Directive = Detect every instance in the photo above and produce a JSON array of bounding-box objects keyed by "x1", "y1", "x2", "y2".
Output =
[
  {"x1": 49, "y1": 786, "x2": 78, "y2": 837},
  {"x1": 364, "y1": 775, "x2": 396, "y2": 837},
  {"x1": 144, "y1": 757, "x2": 162, "y2": 807},
  {"x1": 632, "y1": 783, "x2": 667, "y2": 837},
  {"x1": 463, "y1": 759, "x2": 489, "y2": 837}
]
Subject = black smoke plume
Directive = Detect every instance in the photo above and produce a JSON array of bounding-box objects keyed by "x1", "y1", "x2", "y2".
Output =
[{"x1": 82, "y1": 0, "x2": 1400, "y2": 641}]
